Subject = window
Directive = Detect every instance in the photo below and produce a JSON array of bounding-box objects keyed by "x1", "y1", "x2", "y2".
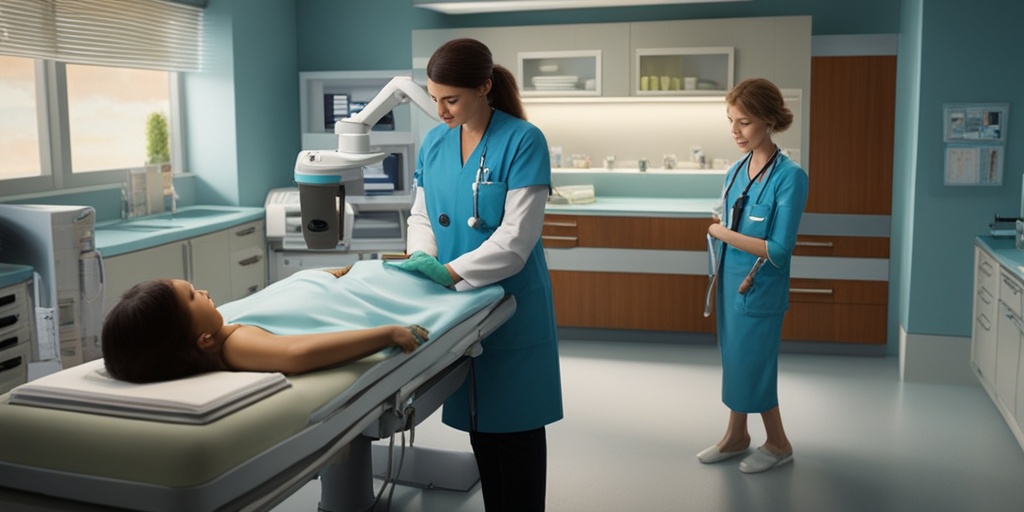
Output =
[
  {"x1": 0, "y1": 0, "x2": 201, "y2": 196},
  {"x1": 66, "y1": 64, "x2": 171, "y2": 174},
  {"x1": 0, "y1": 55, "x2": 42, "y2": 180}
]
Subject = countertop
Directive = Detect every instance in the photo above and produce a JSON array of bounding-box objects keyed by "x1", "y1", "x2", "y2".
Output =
[
  {"x1": 0, "y1": 264, "x2": 34, "y2": 289},
  {"x1": 976, "y1": 236, "x2": 1024, "y2": 280},
  {"x1": 545, "y1": 196, "x2": 717, "y2": 218},
  {"x1": 95, "y1": 206, "x2": 264, "y2": 257}
]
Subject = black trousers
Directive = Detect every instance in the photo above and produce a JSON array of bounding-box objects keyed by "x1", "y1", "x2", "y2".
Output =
[{"x1": 469, "y1": 427, "x2": 547, "y2": 512}]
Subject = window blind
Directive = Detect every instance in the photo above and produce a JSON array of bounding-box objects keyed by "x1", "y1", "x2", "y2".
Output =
[{"x1": 0, "y1": 0, "x2": 203, "y2": 72}]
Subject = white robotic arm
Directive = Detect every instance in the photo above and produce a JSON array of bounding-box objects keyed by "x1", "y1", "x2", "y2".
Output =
[{"x1": 295, "y1": 76, "x2": 440, "y2": 250}]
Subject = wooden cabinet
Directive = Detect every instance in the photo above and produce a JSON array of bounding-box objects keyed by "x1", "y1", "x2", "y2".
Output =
[
  {"x1": 542, "y1": 214, "x2": 714, "y2": 333},
  {"x1": 807, "y1": 55, "x2": 896, "y2": 215},
  {"x1": 103, "y1": 220, "x2": 266, "y2": 317}
]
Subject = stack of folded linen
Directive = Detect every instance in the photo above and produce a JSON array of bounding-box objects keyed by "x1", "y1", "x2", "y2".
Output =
[
  {"x1": 548, "y1": 184, "x2": 596, "y2": 205},
  {"x1": 8, "y1": 359, "x2": 290, "y2": 424}
]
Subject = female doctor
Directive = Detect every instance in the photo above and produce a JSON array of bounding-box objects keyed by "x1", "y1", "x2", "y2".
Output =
[
  {"x1": 700, "y1": 78, "x2": 808, "y2": 474},
  {"x1": 401, "y1": 38, "x2": 562, "y2": 512}
]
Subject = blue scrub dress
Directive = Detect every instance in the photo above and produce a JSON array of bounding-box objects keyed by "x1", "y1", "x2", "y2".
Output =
[
  {"x1": 716, "y1": 152, "x2": 807, "y2": 413},
  {"x1": 416, "y1": 109, "x2": 563, "y2": 434}
]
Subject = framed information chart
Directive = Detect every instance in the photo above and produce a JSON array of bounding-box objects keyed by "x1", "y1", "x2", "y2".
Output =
[{"x1": 943, "y1": 103, "x2": 1009, "y2": 186}]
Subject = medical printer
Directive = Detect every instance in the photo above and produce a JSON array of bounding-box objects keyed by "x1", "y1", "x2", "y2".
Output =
[{"x1": 264, "y1": 187, "x2": 412, "y2": 281}]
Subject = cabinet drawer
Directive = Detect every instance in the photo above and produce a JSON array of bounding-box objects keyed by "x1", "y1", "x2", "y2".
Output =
[
  {"x1": 793, "y1": 235, "x2": 889, "y2": 258},
  {"x1": 976, "y1": 248, "x2": 998, "y2": 293},
  {"x1": 788, "y1": 278, "x2": 887, "y2": 305},
  {"x1": 782, "y1": 301, "x2": 887, "y2": 344},
  {"x1": 1000, "y1": 270, "x2": 1024, "y2": 317},
  {"x1": 0, "y1": 281, "x2": 31, "y2": 322},
  {"x1": 0, "y1": 340, "x2": 30, "y2": 395},
  {"x1": 549, "y1": 270, "x2": 715, "y2": 332},
  {"x1": 229, "y1": 220, "x2": 265, "y2": 252},
  {"x1": 544, "y1": 214, "x2": 709, "y2": 251},
  {"x1": 230, "y1": 246, "x2": 266, "y2": 299}
]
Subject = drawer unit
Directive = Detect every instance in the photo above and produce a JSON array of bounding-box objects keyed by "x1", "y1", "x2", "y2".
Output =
[
  {"x1": 0, "y1": 279, "x2": 33, "y2": 394},
  {"x1": 1001, "y1": 269, "x2": 1024, "y2": 317},
  {"x1": 228, "y1": 220, "x2": 267, "y2": 298},
  {"x1": 783, "y1": 278, "x2": 888, "y2": 344},
  {"x1": 542, "y1": 214, "x2": 708, "y2": 250}
]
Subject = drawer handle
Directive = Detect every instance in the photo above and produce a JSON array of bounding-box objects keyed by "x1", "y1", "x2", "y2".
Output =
[
  {"x1": 238, "y1": 255, "x2": 263, "y2": 267},
  {"x1": 542, "y1": 235, "x2": 578, "y2": 241},
  {"x1": 979, "y1": 291, "x2": 993, "y2": 305},
  {"x1": 0, "y1": 314, "x2": 17, "y2": 330},
  {"x1": 543, "y1": 221, "x2": 578, "y2": 228},
  {"x1": 247, "y1": 285, "x2": 260, "y2": 295},
  {"x1": 795, "y1": 241, "x2": 834, "y2": 248},
  {"x1": 235, "y1": 226, "x2": 257, "y2": 237},
  {"x1": 1001, "y1": 277, "x2": 1022, "y2": 294},
  {"x1": 790, "y1": 288, "x2": 834, "y2": 295},
  {"x1": 0, "y1": 294, "x2": 15, "y2": 308},
  {"x1": 0, "y1": 356, "x2": 21, "y2": 373},
  {"x1": 978, "y1": 313, "x2": 992, "y2": 331},
  {"x1": 0, "y1": 336, "x2": 18, "y2": 351},
  {"x1": 980, "y1": 261, "x2": 994, "y2": 277}
]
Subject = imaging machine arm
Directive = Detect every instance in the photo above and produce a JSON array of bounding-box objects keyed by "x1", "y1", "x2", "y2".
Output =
[{"x1": 295, "y1": 76, "x2": 440, "y2": 250}]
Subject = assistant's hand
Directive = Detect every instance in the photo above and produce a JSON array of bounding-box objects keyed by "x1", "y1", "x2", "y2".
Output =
[{"x1": 387, "y1": 251, "x2": 454, "y2": 287}]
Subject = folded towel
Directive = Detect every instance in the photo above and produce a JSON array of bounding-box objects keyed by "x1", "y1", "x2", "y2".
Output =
[{"x1": 8, "y1": 359, "x2": 290, "y2": 424}]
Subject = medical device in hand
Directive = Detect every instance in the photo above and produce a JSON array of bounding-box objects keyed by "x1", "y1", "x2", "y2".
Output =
[
  {"x1": 295, "y1": 76, "x2": 440, "y2": 249},
  {"x1": 467, "y1": 150, "x2": 490, "y2": 229}
]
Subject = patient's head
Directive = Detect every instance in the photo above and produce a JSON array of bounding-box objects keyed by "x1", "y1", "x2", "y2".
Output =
[{"x1": 102, "y1": 279, "x2": 224, "y2": 383}]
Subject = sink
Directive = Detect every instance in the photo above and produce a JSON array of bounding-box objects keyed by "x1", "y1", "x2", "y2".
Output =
[{"x1": 150, "y1": 208, "x2": 236, "y2": 220}]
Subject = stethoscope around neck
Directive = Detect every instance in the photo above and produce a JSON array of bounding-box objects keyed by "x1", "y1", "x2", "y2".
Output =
[
  {"x1": 467, "y1": 148, "x2": 490, "y2": 229},
  {"x1": 723, "y1": 147, "x2": 780, "y2": 231}
]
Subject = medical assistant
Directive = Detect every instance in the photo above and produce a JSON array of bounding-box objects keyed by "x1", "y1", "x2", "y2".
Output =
[
  {"x1": 716, "y1": 151, "x2": 807, "y2": 413},
  {"x1": 408, "y1": 108, "x2": 563, "y2": 434}
]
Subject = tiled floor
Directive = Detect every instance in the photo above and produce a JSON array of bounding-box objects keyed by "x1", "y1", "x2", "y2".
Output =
[{"x1": 275, "y1": 338, "x2": 1024, "y2": 512}]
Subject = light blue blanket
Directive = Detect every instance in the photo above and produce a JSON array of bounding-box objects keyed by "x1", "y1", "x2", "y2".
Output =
[{"x1": 217, "y1": 260, "x2": 504, "y2": 342}]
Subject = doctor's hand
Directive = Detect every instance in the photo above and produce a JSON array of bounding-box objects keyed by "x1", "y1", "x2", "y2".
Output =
[{"x1": 386, "y1": 251, "x2": 455, "y2": 287}]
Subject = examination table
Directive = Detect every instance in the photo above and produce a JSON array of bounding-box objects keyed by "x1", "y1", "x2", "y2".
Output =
[{"x1": 0, "y1": 260, "x2": 515, "y2": 511}]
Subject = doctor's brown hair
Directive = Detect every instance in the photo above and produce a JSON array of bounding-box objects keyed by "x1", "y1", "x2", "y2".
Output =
[
  {"x1": 102, "y1": 279, "x2": 221, "y2": 383},
  {"x1": 726, "y1": 78, "x2": 793, "y2": 133},
  {"x1": 427, "y1": 38, "x2": 526, "y2": 121}
]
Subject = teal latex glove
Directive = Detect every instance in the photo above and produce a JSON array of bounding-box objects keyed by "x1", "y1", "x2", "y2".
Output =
[{"x1": 387, "y1": 251, "x2": 454, "y2": 287}]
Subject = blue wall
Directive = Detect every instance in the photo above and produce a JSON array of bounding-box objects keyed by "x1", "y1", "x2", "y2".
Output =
[
  {"x1": 184, "y1": 0, "x2": 299, "y2": 207},
  {"x1": 896, "y1": 0, "x2": 1024, "y2": 338}
]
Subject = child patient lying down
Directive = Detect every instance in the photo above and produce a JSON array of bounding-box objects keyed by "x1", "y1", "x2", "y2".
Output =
[{"x1": 101, "y1": 265, "x2": 428, "y2": 383}]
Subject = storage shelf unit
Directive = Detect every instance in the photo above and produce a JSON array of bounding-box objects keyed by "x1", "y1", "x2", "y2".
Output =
[
  {"x1": 634, "y1": 47, "x2": 734, "y2": 96},
  {"x1": 518, "y1": 50, "x2": 602, "y2": 97}
]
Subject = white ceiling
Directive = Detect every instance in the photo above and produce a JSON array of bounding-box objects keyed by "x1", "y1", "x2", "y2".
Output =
[{"x1": 415, "y1": 0, "x2": 749, "y2": 15}]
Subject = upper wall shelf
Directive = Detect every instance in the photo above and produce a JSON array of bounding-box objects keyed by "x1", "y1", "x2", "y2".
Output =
[
  {"x1": 518, "y1": 50, "x2": 602, "y2": 97},
  {"x1": 634, "y1": 47, "x2": 734, "y2": 96}
]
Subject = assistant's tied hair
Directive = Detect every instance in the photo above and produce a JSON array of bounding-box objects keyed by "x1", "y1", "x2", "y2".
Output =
[
  {"x1": 726, "y1": 78, "x2": 793, "y2": 133},
  {"x1": 427, "y1": 37, "x2": 526, "y2": 121}
]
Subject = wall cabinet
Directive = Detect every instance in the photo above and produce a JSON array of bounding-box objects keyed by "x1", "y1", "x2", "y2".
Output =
[
  {"x1": 971, "y1": 242, "x2": 1024, "y2": 453},
  {"x1": 102, "y1": 220, "x2": 266, "y2": 318},
  {"x1": 519, "y1": 50, "x2": 601, "y2": 97},
  {"x1": 634, "y1": 47, "x2": 733, "y2": 96}
]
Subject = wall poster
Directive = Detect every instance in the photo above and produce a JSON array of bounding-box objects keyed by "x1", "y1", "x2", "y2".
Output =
[{"x1": 943, "y1": 103, "x2": 1009, "y2": 186}]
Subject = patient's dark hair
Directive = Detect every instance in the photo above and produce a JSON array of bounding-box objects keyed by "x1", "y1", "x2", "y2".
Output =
[
  {"x1": 428, "y1": 38, "x2": 525, "y2": 121},
  {"x1": 102, "y1": 279, "x2": 220, "y2": 383}
]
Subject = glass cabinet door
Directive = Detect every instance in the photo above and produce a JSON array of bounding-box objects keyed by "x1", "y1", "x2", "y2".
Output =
[
  {"x1": 635, "y1": 47, "x2": 734, "y2": 96},
  {"x1": 518, "y1": 50, "x2": 602, "y2": 97}
]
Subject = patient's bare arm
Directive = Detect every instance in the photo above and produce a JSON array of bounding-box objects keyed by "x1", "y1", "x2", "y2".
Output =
[{"x1": 219, "y1": 324, "x2": 425, "y2": 375}]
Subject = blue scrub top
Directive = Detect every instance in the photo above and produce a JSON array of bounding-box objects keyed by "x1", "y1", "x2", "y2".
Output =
[
  {"x1": 416, "y1": 109, "x2": 563, "y2": 433},
  {"x1": 716, "y1": 152, "x2": 807, "y2": 413}
]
